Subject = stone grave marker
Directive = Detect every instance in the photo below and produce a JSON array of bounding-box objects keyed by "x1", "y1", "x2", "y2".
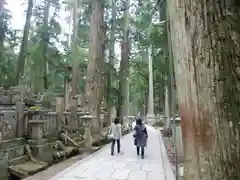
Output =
[{"x1": 0, "y1": 151, "x2": 8, "y2": 180}]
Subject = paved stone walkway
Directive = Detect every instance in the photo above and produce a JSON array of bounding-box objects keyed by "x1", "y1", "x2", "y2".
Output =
[{"x1": 49, "y1": 126, "x2": 175, "y2": 180}]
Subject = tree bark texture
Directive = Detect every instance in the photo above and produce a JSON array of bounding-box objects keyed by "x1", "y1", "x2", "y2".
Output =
[
  {"x1": 109, "y1": 0, "x2": 116, "y2": 65},
  {"x1": 118, "y1": 0, "x2": 130, "y2": 124},
  {"x1": 71, "y1": 0, "x2": 79, "y2": 98},
  {"x1": 106, "y1": 0, "x2": 117, "y2": 123},
  {"x1": 70, "y1": 0, "x2": 79, "y2": 125},
  {"x1": 0, "y1": 0, "x2": 4, "y2": 48},
  {"x1": 16, "y1": 0, "x2": 33, "y2": 84},
  {"x1": 85, "y1": 0, "x2": 104, "y2": 131},
  {"x1": 0, "y1": 0, "x2": 5, "y2": 76},
  {"x1": 42, "y1": 0, "x2": 50, "y2": 90},
  {"x1": 168, "y1": 0, "x2": 240, "y2": 179}
]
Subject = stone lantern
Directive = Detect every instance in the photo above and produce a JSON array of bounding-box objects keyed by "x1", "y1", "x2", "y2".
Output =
[
  {"x1": 80, "y1": 115, "x2": 94, "y2": 149},
  {"x1": 27, "y1": 110, "x2": 47, "y2": 158},
  {"x1": 28, "y1": 120, "x2": 45, "y2": 140}
]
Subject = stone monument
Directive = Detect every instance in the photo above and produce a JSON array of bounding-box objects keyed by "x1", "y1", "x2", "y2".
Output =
[
  {"x1": 80, "y1": 115, "x2": 93, "y2": 149},
  {"x1": 27, "y1": 112, "x2": 47, "y2": 158}
]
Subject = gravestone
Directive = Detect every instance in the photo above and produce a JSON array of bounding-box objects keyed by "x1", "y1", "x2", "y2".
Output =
[
  {"x1": 110, "y1": 106, "x2": 116, "y2": 122},
  {"x1": 0, "y1": 151, "x2": 8, "y2": 180},
  {"x1": 81, "y1": 115, "x2": 93, "y2": 149},
  {"x1": 56, "y1": 97, "x2": 64, "y2": 132},
  {"x1": 0, "y1": 89, "x2": 13, "y2": 105},
  {"x1": 0, "y1": 111, "x2": 16, "y2": 140},
  {"x1": 27, "y1": 112, "x2": 47, "y2": 158},
  {"x1": 16, "y1": 102, "x2": 25, "y2": 137}
]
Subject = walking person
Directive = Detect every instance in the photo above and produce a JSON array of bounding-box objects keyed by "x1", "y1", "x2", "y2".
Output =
[
  {"x1": 109, "y1": 117, "x2": 122, "y2": 155},
  {"x1": 133, "y1": 117, "x2": 148, "y2": 159}
]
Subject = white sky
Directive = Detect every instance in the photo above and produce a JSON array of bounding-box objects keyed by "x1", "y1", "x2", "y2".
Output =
[
  {"x1": 7, "y1": 0, "x2": 122, "y2": 63},
  {"x1": 7, "y1": 0, "x2": 25, "y2": 29}
]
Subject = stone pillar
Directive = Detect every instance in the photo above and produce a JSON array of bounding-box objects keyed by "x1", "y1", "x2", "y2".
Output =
[
  {"x1": 100, "y1": 101, "x2": 104, "y2": 132},
  {"x1": 30, "y1": 122, "x2": 43, "y2": 140},
  {"x1": 172, "y1": 126, "x2": 184, "y2": 159},
  {"x1": 80, "y1": 115, "x2": 93, "y2": 149},
  {"x1": 111, "y1": 106, "x2": 116, "y2": 121},
  {"x1": 164, "y1": 85, "x2": 171, "y2": 132},
  {"x1": 83, "y1": 127, "x2": 92, "y2": 149},
  {"x1": 164, "y1": 85, "x2": 169, "y2": 117},
  {"x1": 0, "y1": 152, "x2": 8, "y2": 180},
  {"x1": 147, "y1": 46, "x2": 155, "y2": 124},
  {"x1": 0, "y1": 121, "x2": 7, "y2": 140},
  {"x1": 16, "y1": 102, "x2": 25, "y2": 138},
  {"x1": 56, "y1": 96, "x2": 64, "y2": 132},
  {"x1": 70, "y1": 97, "x2": 77, "y2": 126},
  {"x1": 76, "y1": 94, "x2": 83, "y2": 111},
  {"x1": 27, "y1": 120, "x2": 47, "y2": 158},
  {"x1": 64, "y1": 77, "x2": 70, "y2": 111}
]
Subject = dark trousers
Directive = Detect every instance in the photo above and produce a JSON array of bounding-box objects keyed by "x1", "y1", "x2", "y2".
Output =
[
  {"x1": 136, "y1": 146, "x2": 144, "y2": 157},
  {"x1": 111, "y1": 139, "x2": 120, "y2": 155}
]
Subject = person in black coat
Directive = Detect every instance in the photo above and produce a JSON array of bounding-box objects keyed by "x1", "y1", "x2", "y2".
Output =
[{"x1": 133, "y1": 117, "x2": 148, "y2": 159}]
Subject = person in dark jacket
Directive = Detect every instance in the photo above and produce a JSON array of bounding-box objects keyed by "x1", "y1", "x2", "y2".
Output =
[{"x1": 133, "y1": 117, "x2": 148, "y2": 159}]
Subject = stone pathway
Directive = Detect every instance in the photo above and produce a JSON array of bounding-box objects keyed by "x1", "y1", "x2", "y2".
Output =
[{"x1": 49, "y1": 126, "x2": 175, "y2": 180}]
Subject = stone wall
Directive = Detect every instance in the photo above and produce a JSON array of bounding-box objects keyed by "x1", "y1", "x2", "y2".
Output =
[
  {"x1": 0, "y1": 110, "x2": 17, "y2": 140},
  {"x1": 0, "y1": 138, "x2": 25, "y2": 180},
  {"x1": 0, "y1": 152, "x2": 8, "y2": 180}
]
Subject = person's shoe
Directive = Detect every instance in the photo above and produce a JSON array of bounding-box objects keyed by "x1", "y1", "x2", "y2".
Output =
[
  {"x1": 141, "y1": 156, "x2": 144, "y2": 159},
  {"x1": 111, "y1": 153, "x2": 114, "y2": 156}
]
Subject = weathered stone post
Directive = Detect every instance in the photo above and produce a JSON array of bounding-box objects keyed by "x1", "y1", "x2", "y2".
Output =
[
  {"x1": 64, "y1": 77, "x2": 70, "y2": 111},
  {"x1": 111, "y1": 106, "x2": 116, "y2": 123},
  {"x1": 0, "y1": 151, "x2": 8, "y2": 180},
  {"x1": 100, "y1": 101, "x2": 104, "y2": 132},
  {"x1": 175, "y1": 126, "x2": 184, "y2": 159},
  {"x1": 0, "y1": 120, "x2": 7, "y2": 140},
  {"x1": 56, "y1": 96, "x2": 64, "y2": 132},
  {"x1": 81, "y1": 115, "x2": 93, "y2": 149},
  {"x1": 16, "y1": 102, "x2": 25, "y2": 138},
  {"x1": 70, "y1": 96, "x2": 77, "y2": 127},
  {"x1": 27, "y1": 111, "x2": 47, "y2": 158}
]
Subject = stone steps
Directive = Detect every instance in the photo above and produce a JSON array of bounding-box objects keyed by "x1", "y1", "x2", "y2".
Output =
[
  {"x1": 9, "y1": 160, "x2": 48, "y2": 179},
  {"x1": 9, "y1": 155, "x2": 29, "y2": 166}
]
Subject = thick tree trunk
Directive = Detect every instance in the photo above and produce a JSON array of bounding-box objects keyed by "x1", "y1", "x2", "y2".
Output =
[
  {"x1": 15, "y1": 0, "x2": 33, "y2": 84},
  {"x1": 42, "y1": 0, "x2": 50, "y2": 90},
  {"x1": 109, "y1": 0, "x2": 116, "y2": 65},
  {"x1": 85, "y1": 0, "x2": 104, "y2": 131},
  {"x1": 71, "y1": 0, "x2": 78, "y2": 97},
  {"x1": 0, "y1": 0, "x2": 4, "y2": 48},
  {"x1": 106, "y1": 0, "x2": 117, "y2": 123},
  {"x1": 147, "y1": 46, "x2": 154, "y2": 118},
  {"x1": 0, "y1": 0, "x2": 5, "y2": 79},
  {"x1": 118, "y1": 0, "x2": 130, "y2": 124},
  {"x1": 168, "y1": 0, "x2": 240, "y2": 179},
  {"x1": 70, "y1": 0, "x2": 79, "y2": 124}
]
